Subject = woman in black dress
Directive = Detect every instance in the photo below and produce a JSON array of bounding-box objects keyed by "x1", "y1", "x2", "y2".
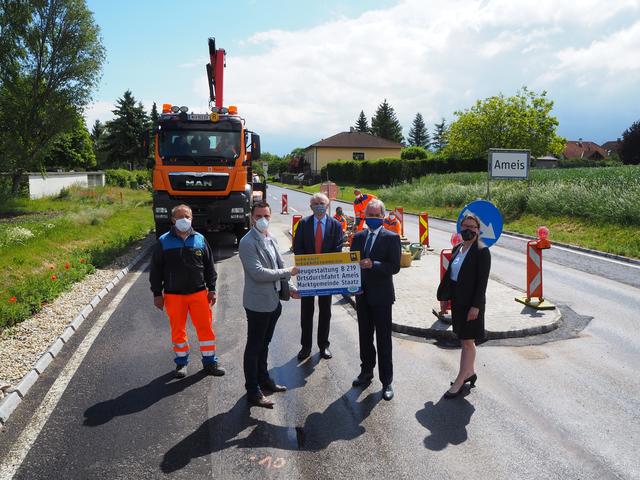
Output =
[{"x1": 437, "y1": 213, "x2": 491, "y2": 398}]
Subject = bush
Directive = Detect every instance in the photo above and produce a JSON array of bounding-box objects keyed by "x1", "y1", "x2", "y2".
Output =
[
  {"x1": 105, "y1": 169, "x2": 151, "y2": 189},
  {"x1": 401, "y1": 146, "x2": 429, "y2": 160}
]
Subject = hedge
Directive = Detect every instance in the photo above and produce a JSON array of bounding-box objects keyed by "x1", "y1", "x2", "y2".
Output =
[
  {"x1": 104, "y1": 169, "x2": 152, "y2": 189},
  {"x1": 322, "y1": 157, "x2": 485, "y2": 185}
]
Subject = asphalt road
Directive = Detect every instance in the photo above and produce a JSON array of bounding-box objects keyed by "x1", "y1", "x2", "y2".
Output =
[{"x1": 0, "y1": 185, "x2": 639, "y2": 479}]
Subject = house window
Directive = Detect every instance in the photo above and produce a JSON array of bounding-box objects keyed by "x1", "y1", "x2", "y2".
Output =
[{"x1": 353, "y1": 152, "x2": 365, "y2": 160}]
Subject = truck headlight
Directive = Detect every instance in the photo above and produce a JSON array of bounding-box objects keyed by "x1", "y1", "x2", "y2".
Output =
[
  {"x1": 155, "y1": 207, "x2": 168, "y2": 214},
  {"x1": 231, "y1": 207, "x2": 244, "y2": 213}
]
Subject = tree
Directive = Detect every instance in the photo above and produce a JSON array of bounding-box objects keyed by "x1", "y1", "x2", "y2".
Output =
[
  {"x1": 90, "y1": 119, "x2": 108, "y2": 167},
  {"x1": 401, "y1": 146, "x2": 429, "y2": 160},
  {"x1": 43, "y1": 113, "x2": 95, "y2": 170},
  {"x1": 90, "y1": 119, "x2": 105, "y2": 149},
  {"x1": 0, "y1": 0, "x2": 105, "y2": 192},
  {"x1": 260, "y1": 152, "x2": 288, "y2": 178},
  {"x1": 432, "y1": 118, "x2": 448, "y2": 152},
  {"x1": 150, "y1": 102, "x2": 159, "y2": 127},
  {"x1": 370, "y1": 99, "x2": 403, "y2": 144},
  {"x1": 443, "y1": 87, "x2": 565, "y2": 159},
  {"x1": 101, "y1": 91, "x2": 149, "y2": 169},
  {"x1": 355, "y1": 110, "x2": 369, "y2": 133},
  {"x1": 407, "y1": 112, "x2": 430, "y2": 148},
  {"x1": 149, "y1": 101, "x2": 159, "y2": 161},
  {"x1": 620, "y1": 120, "x2": 640, "y2": 165}
]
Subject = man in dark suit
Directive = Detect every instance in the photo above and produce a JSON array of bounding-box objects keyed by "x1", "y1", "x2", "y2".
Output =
[
  {"x1": 350, "y1": 199, "x2": 401, "y2": 401},
  {"x1": 293, "y1": 192, "x2": 344, "y2": 360}
]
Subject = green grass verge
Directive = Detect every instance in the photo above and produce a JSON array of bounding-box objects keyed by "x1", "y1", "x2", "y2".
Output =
[
  {"x1": 0, "y1": 186, "x2": 153, "y2": 331},
  {"x1": 271, "y1": 179, "x2": 640, "y2": 259}
]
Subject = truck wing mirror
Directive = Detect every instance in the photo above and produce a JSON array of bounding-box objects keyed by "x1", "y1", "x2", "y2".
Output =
[{"x1": 251, "y1": 133, "x2": 261, "y2": 162}]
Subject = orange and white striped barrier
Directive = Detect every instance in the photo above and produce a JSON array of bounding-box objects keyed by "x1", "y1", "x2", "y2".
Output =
[
  {"x1": 515, "y1": 227, "x2": 555, "y2": 310},
  {"x1": 281, "y1": 194, "x2": 288, "y2": 214}
]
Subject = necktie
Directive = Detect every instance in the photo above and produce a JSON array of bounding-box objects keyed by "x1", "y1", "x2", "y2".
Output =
[
  {"x1": 315, "y1": 220, "x2": 323, "y2": 253},
  {"x1": 363, "y1": 231, "x2": 374, "y2": 258}
]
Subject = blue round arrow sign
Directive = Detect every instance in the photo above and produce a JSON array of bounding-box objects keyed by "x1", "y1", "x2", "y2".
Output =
[{"x1": 456, "y1": 200, "x2": 503, "y2": 248}]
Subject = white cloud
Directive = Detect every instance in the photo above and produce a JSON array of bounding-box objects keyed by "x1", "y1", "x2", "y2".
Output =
[
  {"x1": 83, "y1": 100, "x2": 114, "y2": 130},
  {"x1": 541, "y1": 20, "x2": 640, "y2": 83},
  {"x1": 186, "y1": 0, "x2": 640, "y2": 148}
]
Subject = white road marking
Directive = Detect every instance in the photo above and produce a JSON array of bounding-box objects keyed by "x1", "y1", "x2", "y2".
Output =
[
  {"x1": 0, "y1": 267, "x2": 145, "y2": 480},
  {"x1": 289, "y1": 207, "x2": 298, "y2": 212}
]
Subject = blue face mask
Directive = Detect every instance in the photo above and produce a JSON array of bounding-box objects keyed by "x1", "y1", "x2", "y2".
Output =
[
  {"x1": 312, "y1": 204, "x2": 327, "y2": 216},
  {"x1": 365, "y1": 217, "x2": 383, "y2": 230}
]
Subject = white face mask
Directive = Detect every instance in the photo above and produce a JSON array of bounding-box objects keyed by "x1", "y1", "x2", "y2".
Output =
[
  {"x1": 255, "y1": 217, "x2": 269, "y2": 232},
  {"x1": 174, "y1": 218, "x2": 192, "y2": 232}
]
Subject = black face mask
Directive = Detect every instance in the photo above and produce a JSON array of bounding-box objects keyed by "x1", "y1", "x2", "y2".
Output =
[{"x1": 460, "y1": 229, "x2": 476, "y2": 241}]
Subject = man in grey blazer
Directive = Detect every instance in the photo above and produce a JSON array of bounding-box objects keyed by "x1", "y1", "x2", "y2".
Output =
[{"x1": 238, "y1": 201, "x2": 299, "y2": 408}]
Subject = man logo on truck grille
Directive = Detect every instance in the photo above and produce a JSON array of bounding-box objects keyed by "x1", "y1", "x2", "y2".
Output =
[{"x1": 186, "y1": 179, "x2": 213, "y2": 188}]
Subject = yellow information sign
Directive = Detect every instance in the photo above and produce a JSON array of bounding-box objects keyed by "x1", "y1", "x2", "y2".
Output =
[
  {"x1": 295, "y1": 251, "x2": 360, "y2": 266},
  {"x1": 294, "y1": 251, "x2": 361, "y2": 296},
  {"x1": 210, "y1": 112, "x2": 219, "y2": 122}
]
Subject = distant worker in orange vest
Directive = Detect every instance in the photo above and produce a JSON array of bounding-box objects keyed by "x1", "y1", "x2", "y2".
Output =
[
  {"x1": 333, "y1": 206, "x2": 348, "y2": 232},
  {"x1": 383, "y1": 211, "x2": 402, "y2": 236},
  {"x1": 353, "y1": 189, "x2": 377, "y2": 232}
]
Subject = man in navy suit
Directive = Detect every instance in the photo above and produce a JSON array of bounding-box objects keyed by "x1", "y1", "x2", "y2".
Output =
[
  {"x1": 293, "y1": 193, "x2": 344, "y2": 360},
  {"x1": 350, "y1": 199, "x2": 401, "y2": 401}
]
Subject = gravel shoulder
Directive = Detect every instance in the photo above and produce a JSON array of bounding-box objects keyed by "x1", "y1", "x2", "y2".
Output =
[{"x1": 0, "y1": 234, "x2": 155, "y2": 397}]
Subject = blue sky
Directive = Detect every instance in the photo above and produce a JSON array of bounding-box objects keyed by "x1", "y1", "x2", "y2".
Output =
[{"x1": 85, "y1": 0, "x2": 640, "y2": 155}]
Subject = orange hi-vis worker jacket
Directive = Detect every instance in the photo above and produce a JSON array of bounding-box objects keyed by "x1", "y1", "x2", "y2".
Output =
[
  {"x1": 333, "y1": 213, "x2": 347, "y2": 232},
  {"x1": 353, "y1": 193, "x2": 376, "y2": 218},
  {"x1": 383, "y1": 215, "x2": 402, "y2": 235}
]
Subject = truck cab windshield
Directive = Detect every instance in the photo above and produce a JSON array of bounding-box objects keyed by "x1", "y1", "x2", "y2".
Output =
[{"x1": 159, "y1": 130, "x2": 241, "y2": 166}]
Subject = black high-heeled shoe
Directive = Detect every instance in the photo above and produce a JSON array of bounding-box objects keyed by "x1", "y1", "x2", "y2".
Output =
[
  {"x1": 450, "y1": 374, "x2": 477, "y2": 388},
  {"x1": 443, "y1": 384, "x2": 465, "y2": 399}
]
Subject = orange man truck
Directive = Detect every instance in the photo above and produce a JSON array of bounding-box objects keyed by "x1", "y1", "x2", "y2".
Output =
[{"x1": 149, "y1": 38, "x2": 261, "y2": 243}]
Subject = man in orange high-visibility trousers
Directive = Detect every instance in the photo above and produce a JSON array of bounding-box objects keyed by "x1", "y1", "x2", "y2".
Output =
[
  {"x1": 150, "y1": 204, "x2": 225, "y2": 379},
  {"x1": 383, "y1": 211, "x2": 402, "y2": 236},
  {"x1": 333, "y1": 206, "x2": 348, "y2": 233},
  {"x1": 353, "y1": 189, "x2": 377, "y2": 232}
]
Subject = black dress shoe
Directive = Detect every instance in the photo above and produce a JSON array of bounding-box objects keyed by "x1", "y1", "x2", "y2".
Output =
[
  {"x1": 260, "y1": 379, "x2": 287, "y2": 393},
  {"x1": 320, "y1": 348, "x2": 332, "y2": 359},
  {"x1": 248, "y1": 394, "x2": 274, "y2": 409},
  {"x1": 352, "y1": 373, "x2": 373, "y2": 387},
  {"x1": 297, "y1": 348, "x2": 311, "y2": 360},
  {"x1": 382, "y1": 384, "x2": 394, "y2": 401}
]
